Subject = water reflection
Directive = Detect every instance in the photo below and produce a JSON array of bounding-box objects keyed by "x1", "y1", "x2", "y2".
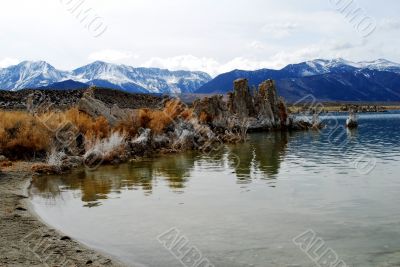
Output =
[
  {"x1": 229, "y1": 132, "x2": 288, "y2": 183},
  {"x1": 29, "y1": 112, "x2": 400, "y2": 267},
  {"x1": 31, "y1": 132, "x2": 290, "y2": 204},
  {"x1": 33, "y1": 111, "x2": 400, "y2": 205}
]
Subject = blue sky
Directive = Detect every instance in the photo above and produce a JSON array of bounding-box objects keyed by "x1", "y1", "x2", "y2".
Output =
[{"x1": 0, "y1": 0, "x2": 399, "y2": 76}]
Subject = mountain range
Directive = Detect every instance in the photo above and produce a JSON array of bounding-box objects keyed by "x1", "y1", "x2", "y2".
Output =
[
  {"x1": 196, "y1": 58, "x2": 400, "y2": 102},
  {"x1": 0, "y1": 61, "x2": 212, "y2": 94},
  {"x1": 1, "y1": 59, "x2": 400, "y2": 101}
]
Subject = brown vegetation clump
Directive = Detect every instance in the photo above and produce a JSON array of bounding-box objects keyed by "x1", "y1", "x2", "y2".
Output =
[
  {"x1": 0, "y1": 111, "x2": 51, "y2": 157},
  {"x1": 0, "y1": 108, "x2": 111, "y2": 159},
  {"x1": 137, "y1": 99, "x2": 193, "y2": 134},
  {"x1": 65, "y1": 108, "x2": 110, "y2": 140},
  {"x1": 199, "y1": 111, "x2": 212, "y2": 124},
  {"x1": 114, "y1": 112, "x2": 141, "y2": 138}
]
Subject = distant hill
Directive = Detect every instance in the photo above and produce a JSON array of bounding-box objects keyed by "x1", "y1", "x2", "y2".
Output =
[
  {"x1": 37, "y1": 79, "x2": 89, "y2": 90},
  {"x1": 196, "y1": 58, "x2": 400, "y2": 102}
]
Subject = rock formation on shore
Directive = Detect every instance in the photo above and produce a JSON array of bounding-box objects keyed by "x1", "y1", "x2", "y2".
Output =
[
  {"x1": 77, "y1": 89, "x2": 133, "y2": 127},
  {"x1": 0, "y1": 79, "x2": 316, "y2": 174},
  {"x1": 193, "y1": 78, "x2": 288, "y2": 131}
]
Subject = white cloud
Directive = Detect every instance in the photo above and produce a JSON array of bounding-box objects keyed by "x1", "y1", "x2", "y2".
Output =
[
  {"x1": 248, "y1": 41, "x2": 276, "y2": 51},
  {"x1": 88, "y1": 50, "x2": 138, "y2": 62},
  {"x1": 261, "y1": 22, "x2": 298, "y2": 39},
  {"x1": 0, "y1": 58, "x2": 19, "y2": 68},
  {"x1": 143, "y1": 55, "x2": 277, "y2": 77},
  {"x1": 379, "y1": 18, "x2": 400, "y2": 31},
  {"x1": 1, "y1": 1, "x2": 399, "y2": 73},
  {"x1": 143, "y1": 55, "x2": 220, "y2": 75},
  {"x1": 217, "y1": 58, "x2": 274, "y2": 73},
  {"x1": 140, "y1": 39, "x2": 377, "y2": 76}
]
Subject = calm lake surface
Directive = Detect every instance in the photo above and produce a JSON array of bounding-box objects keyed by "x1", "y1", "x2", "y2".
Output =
[{"x1": 30, "y1": 112, "x2": 400, "y2": 267}]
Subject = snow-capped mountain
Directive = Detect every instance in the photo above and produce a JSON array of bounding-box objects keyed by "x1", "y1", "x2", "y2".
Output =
[
  {"x1": 356, "y1": 59, "x2": 400, "y2": 73},
  {"x1": 281, "y1": 58, "x2": 359, "y2": 77},
  {"x1": 281, "y1": 58, "x2": 400, "y2": 77},
  {"x1": 2, "y1": 58, "x2": 400, "y2": 99},
  {"x1": 71, "y1": 61, "x2": 211, "y2": 93},
  {"x1": 0, "y1": 61, "x2": 67, "y2": 90},
  {"x1": 0, "y1": 61, "x2": 212, "y2": 93},
  {"x1": 196, "y1": 58, "x2": 400, "y2": 101}
]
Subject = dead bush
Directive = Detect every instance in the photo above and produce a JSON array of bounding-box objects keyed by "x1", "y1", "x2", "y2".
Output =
[
  {"x1": 0, "y1": 111, "x2": 51, "y2": 157},
  {"x1": 0, "y1": 108, "x2": 111, "y2": 159},
  {"x1": 137, "y1": 99, "x2": 194, "y2": 134},
  {"x1": 115, "y1": 111, "x2": 141, "y2": 138}
]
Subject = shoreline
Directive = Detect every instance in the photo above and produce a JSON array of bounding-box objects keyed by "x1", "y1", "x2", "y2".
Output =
[
  {"x1": 0, "y1": 81, "x2": 320, "y2": 266},
  {"x1": 2, "y1": 107, "x2": 398, "y2": 266},
  {"x1": 0, "y1": 162, "x2": 125, "y2": 267}
]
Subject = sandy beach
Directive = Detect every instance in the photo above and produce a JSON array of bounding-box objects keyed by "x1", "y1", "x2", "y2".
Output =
[{"x1": 0, "y1": 162, "x2": 124, "y2": 267}]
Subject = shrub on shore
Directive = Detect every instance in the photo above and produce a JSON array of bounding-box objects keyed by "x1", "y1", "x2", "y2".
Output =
[
  {"x1": 0, "y1": 109, "x2": 111, "y2": 159},
  {"x1": 0, "y1": 111, "x2": 51, "y2": 158},
  {"x1": 137, "y1": 100, "x2": 194, "y2": 134},
  {"x1": 0, "y1": 100, "x2": 192, "y2": 161},
  {"x1": 0, "y1": 97, "x2": 250, "y2": 171}
]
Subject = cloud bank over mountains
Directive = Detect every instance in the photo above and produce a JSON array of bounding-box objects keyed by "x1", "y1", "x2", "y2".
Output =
[{"x1": 0, "y1": 0, "x2": 399, "y2": 76}]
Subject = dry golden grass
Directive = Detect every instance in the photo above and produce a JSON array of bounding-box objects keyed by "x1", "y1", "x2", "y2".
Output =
[
  {"x1": 0, "y1": 111, "x2": 51, "y2": 156},
  {"x1": 199, "y1": 111, "x2": 211, "y2": 123},
  {"x1": 0, "y1": 100, "x2": 197, "y2": 159},
  {"x1": 64, "y1": 108, "x2": 110, "y2": 140},
  {"x1": 115, "y1": 112, "x2": 141, "y2": 137},
  {"x1": 0, "y1": 109, "x2": 111, "y2": 159},
  {"x1": 137, "y1": 99, "x2": 194, "y2": 134}
]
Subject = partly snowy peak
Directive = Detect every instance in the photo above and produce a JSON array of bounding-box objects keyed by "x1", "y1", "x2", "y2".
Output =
[
  {"x1": 196, "y1": 58, "x2": 400, "y2": 99},
  {"x1": 356, "y1": 59, "x2": 400, "y2": 72},
  {"x1": 0, "y1": 61, "x2": 67, "y2": 91},
  {"x1": 0, "y1": 61, "x2": 212, "y2": 93},
  {"x1": 72, "y1": 61, "x2": 133, "y2": 84},
  {"x1": 1, "y1": 58, "x2": 399, "y2": 93},
  {"x1": 280, "y1": 58, "x2": 400, "y2": 77},
  {"x1": 71, "y1": 61, "x2": 211, "y2": 93},
  {"x1": 310, "y1": 58, "x2": 400, "y2": 73},
  {"x1": 281, "y1": 58, "x2": 358, "y2": 77}
]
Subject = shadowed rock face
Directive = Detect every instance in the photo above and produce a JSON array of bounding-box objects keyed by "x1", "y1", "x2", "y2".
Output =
[
  {"x1": 194, "y1": 78, "x2": 288, "y2": 130},
  {"x1": 228, "y1": 78, "x2": 255, "y2": 117},
  {"x1": 193, "y1": 95, "x2": 229, "y2": 124},
  {"x1": 77, "y1": 89, "x2": 134, "y2": 127},
  {"x1": 254, "y1": 81, "x2": 275, "y2": 123}
]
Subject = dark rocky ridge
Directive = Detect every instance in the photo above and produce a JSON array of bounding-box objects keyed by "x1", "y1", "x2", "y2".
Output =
[{"x1": 0, "y1": 87, "x2": 165, "y2": 110}]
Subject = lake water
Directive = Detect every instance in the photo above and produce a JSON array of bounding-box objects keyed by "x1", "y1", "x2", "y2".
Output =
[{"x1": 30, "y1": 112, "x2": 400, "y2": 267}]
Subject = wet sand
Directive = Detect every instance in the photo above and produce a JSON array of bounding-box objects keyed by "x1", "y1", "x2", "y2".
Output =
[{"x1": 0, "y1": 162, "x2": 125, "y2": 267}]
